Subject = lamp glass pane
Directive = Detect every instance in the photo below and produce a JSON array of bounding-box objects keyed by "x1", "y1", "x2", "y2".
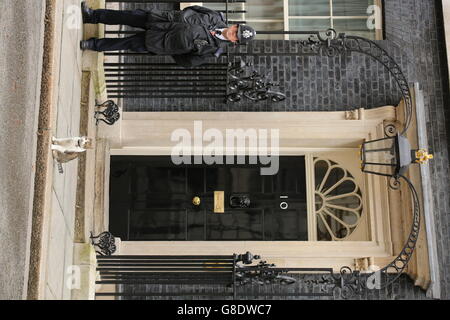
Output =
[{"x1": 362, "y1": 137, "x2": 397, "y2": 176}]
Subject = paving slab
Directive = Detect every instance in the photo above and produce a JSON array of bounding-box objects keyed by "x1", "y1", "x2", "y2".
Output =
[{"x1": 45, "y1": 190, "x2": 69, "y2": 299}]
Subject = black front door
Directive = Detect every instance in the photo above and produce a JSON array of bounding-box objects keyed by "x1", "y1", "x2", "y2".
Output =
[{"x1": 110, "y1": 156, "x2": 307, "y2": 241}]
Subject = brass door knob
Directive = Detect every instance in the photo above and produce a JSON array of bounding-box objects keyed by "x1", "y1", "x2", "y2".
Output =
[{"x1": 192, "y1": 196, "x2": 201, "y2": 206}]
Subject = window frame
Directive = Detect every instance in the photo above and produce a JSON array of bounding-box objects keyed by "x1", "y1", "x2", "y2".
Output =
[{"x1": 228, "y1": 0, "x2": 384, "y2": 40}]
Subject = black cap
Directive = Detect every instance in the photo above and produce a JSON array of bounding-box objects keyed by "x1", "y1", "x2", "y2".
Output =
[{"x1": 237, "y1": 24, "x2": 256, "y2": 43}]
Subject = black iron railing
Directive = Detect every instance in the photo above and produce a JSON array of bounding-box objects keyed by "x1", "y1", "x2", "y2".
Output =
[
  {"x1": 105, "y1": 62, "x2": 230, "y2": 99},
  {"x1": 94, "y1": 157, "x2": 422, "y2": 300},
  {"x1": 95, "y1": 254, "x2": 237, "y2": 298},
  {"x1": 94, "y1": 253, "x2": 365, "y2": 299},
  {"x1": 103, "y1": 0, "x2": 246, "y2": 100}
]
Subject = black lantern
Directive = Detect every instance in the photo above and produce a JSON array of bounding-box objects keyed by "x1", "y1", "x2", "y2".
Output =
[{"x1": 360, "y1": 134, "x2": 433, "y2": 178}]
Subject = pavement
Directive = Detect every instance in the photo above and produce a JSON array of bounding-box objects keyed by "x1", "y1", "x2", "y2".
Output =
[
  {"x1": 42, "y1": 0, "x2": 84, "y2": 300},
  {"x1": 1, "y1": 0, "x2": 99, "y2": 300},
  {"x1": 39, "y1": 0, "x2": 102, "y2": 300},
  {"x1": 0, "y1": 0, "x2": 45, "y2": 300}
]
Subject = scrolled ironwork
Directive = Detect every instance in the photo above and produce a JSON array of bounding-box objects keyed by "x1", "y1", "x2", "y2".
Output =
[
  {"x1": 388, "y1": 176, "x2": 401, "y2": 190},
  {"x1": 330, "y1": 267, "x2": 362, "y2": 299},
  {"x1": 235, "y1": 260, "x2": 297, "y2": 286},
  {"x1": 297, "y1": 33, "x2": 419, "y2": 290},
  {"x1": 95, "y1": 100, "x2": 121, "y2": 126},
  {"x1": 231, "y1": 159, "x2": 420, "y2": 296},
  {"x1": 384, "y1": 123, "x2": 398, "y2": 137},
  {"x1": 366, "y1": 175, "x2": 420, "y2": 289},
  {"x1": 226, "y1": 60, "x2": 286, "y2": 103},
  {"x1": 297, "y1": 28, "x2": 344, "y2": 57},
  {"x1": 90, "y1": 231, "x2": 117, "y2": 256},
  {"x1": 325, "y1": 175, "x2": 420, "y2": 292},
  {"x1": 233, "y1": 254, "x2": 366, "y2": 299},
  {"x1": 297, "y1": 29, "x2": 412, "y2": 135}
]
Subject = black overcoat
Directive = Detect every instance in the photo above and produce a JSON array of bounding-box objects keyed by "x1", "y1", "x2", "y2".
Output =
[
  {"x1": 144, "y1": 6, "x2": 229, "y2": 67},
  {"x1": 146, "y1": 5, "x2": 227, "y2": 30},
  {"x1": 144, "y1": 22, "x2": 229, "y2": 67}
]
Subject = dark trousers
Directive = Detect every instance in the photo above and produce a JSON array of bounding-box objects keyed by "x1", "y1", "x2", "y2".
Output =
[{"x1": 89, "y1": 9, "x2": 148, "y2": 52}]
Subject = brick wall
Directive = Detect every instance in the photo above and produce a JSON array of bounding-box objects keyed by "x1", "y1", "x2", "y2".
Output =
[
  {"x1": 119, "y1": 274, "x2": 429, "y2": 300},
  {"x1": 120, "y1": 42, "x2": 404, "y2": 113}
]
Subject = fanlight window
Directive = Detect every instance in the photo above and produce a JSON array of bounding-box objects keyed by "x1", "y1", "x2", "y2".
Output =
[{"x1": 314, "y1": 158, "x2": 363, "y2": 241}]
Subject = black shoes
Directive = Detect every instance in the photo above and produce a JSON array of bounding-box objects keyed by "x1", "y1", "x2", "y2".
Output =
[
  {"x1": 80, "y1": 3, "x2": 96, "y2": 50},
  {"x1": 80, "y1": 38, "x2": 96, "y2": 51},
  {"x1": 81, "y1": 1, "x2": 94, "y2": 23}
]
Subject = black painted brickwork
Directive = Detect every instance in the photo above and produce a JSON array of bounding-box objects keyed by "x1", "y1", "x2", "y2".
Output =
[
  {"x1": 118, "y1": 274, "x2": 429, "y2": 300},
  {"x1": 110, "y1": 0, "x2": 450, "y2": 299}
]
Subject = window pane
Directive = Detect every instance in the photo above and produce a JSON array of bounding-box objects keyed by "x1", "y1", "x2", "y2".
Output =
[
  {"x1": 333, "y1": 0, "x2": 374, "y2": 16},
  {"x1": 246, "y1": 0, "x2": 284, "y2": 20},
  {"x1": 333, "y1": 19, "x2": 376, "y2": 39},
  {"x1": 314, "y1": 157, "x2": 365, "y2": 241},
  {"x1": 289, "y1": 0, "x2": 330, "y2": 16},
  {"x1": 288, "y1": 18, "x2": 331, "y2": 40},
  {"x1": 289, "y1": 18, "x2": 331, "y2": 31}
]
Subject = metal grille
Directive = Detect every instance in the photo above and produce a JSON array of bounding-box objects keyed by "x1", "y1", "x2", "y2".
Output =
[
  {"x1": 103, "y1": 0, "x2": 247, "y2": 100},
  {"x1": 95, "y1": 255, "x2": 237, "y2": 299},
  {"x1": 93, "y1": 247, "x2": 423, "y2": 300},
  {"x1": 94, "y1": 253, "x2": 362, "y2": 300}
]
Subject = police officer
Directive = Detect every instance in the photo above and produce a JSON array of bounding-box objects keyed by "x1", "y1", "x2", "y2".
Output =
[{"x1": 79, "y1": 2, "x2": 256, "y2": 67}]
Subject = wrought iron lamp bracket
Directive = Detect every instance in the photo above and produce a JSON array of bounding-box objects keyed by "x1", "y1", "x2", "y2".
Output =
[{"x1": 295, "y1": 29, "x2": 427, "y2": 294}]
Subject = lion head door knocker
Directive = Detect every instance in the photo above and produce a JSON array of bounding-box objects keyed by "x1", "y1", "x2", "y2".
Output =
[{"x1": 230, "y1": 194, "x2": 251, "y2": 208}]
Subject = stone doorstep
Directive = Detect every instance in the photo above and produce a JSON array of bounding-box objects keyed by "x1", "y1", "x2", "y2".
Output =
[
  {"x1": 72, "y1": 71, "x2": 99, "y2": 300},
  {"x1": 71, "y1": 243, "x2": 96, "y2": 300},
  {"x1": 76, "y1": 0, "x2": 108, "y2": 241},
  {"x1": 72, "y1": 70, "x2": 117, "y2": 299},
  {"x1": 93, "y1": 137, "x2": 110, "y2": 236},
  {"x1": 74, "y1": 72, "x2": 97, "y2": 244}
]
